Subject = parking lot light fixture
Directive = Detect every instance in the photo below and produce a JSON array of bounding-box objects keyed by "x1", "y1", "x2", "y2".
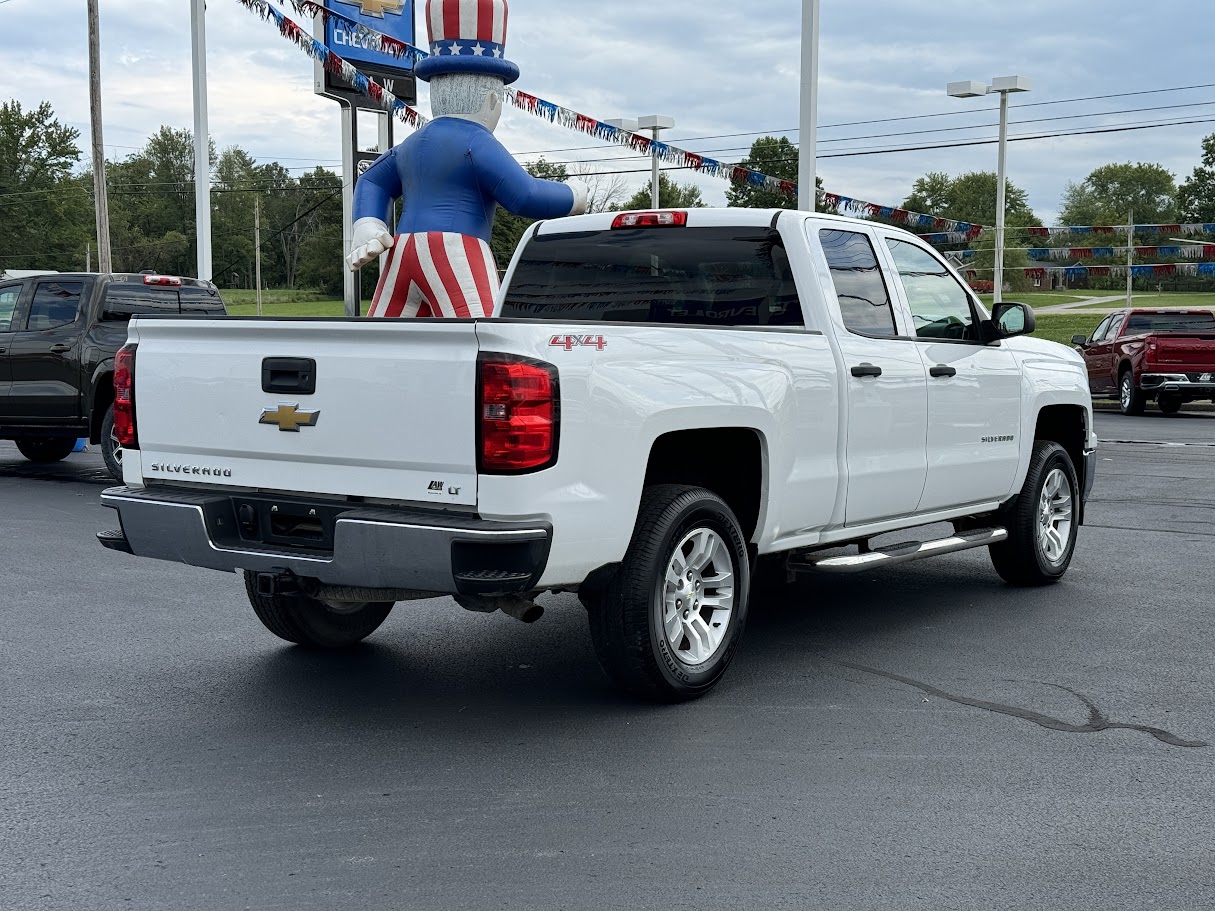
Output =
[
  {"x1": 608, "y1": 115, "x2": 676, "y2": 209},
  {"x1": 948, "y1": 75, "x2": 1033, "y2": 305}
]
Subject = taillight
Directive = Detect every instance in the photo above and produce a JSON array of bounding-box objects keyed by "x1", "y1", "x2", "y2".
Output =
[
  {"x1": 611, "y1": 211, "x2": 688, "y2": 229},
  {"x1": 113, "y1": 343, "x2": 138, "y2": 449},
  {"x1": 478, "y1": 355, "x2": 558, "y2": 473}
]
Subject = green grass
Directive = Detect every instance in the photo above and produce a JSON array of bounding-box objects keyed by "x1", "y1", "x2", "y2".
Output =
[
  {"x1": 221, "y1": 289, "x2": 337, "y2": 306},
  {"x1": 976, "y1": 291, "x2": 1099, "y2": 309},
  {"x1": 1075, "y1": 292, "x2": 1215, "y2": 309},
  {"x1": 1030, "y1": 313, "x2": 1100, "y2": 346},
  {"x1": 223, "y1": 299, "x2": 346, "y2": 317}
]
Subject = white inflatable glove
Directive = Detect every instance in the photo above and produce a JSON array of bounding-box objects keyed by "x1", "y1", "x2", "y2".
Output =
[
  {"x1": 347, "y1": 217, "x2": 395, "y2": 271},
  {"x1": 566, "y1": 179, "x2": 589, "y2": 217}
]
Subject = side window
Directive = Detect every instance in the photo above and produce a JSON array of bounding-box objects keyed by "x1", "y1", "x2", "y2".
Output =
[
  {"x1": 819, "y1": 229, "x2": 897, "y2": 337},
  {"x1": 103, "y1": 287, "x2": 180, "y2": 321},
  {"x1": 1089, "y1": 316, "x2": 1113, "y2": 343},
  {"x1": 0, "y1": 285, "x2": 19, "y2": 331},
  {"x1": 1105, "y1": 315, "x2": 1126, "y2": 339},
  {"x1": 885, "y1": 239, "x2": 979, "y2": 341},
  {"x1": 26, "y1": 281, "x2": 84, "y2": 331}
]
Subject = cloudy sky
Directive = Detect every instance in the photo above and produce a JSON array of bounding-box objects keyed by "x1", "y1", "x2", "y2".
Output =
[{"x1": 1, "y1": 0, "x2": 1211, "y2": 223}]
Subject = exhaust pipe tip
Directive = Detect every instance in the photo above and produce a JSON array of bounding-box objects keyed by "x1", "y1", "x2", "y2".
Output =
[{"x1": 501, "y1": 600, "x2": 544, "y2": 625}]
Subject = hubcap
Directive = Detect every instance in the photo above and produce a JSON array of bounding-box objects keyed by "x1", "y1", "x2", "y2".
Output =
[
  {"x1": 1037, "y1": 468, "x2": 1074, "y2": 566},
  {"x1": 108, "y1": 426, "x2": 123, "y2": 467},
  {"x1": 661, "y1": 527, "x2": 735, "y2": 666}
]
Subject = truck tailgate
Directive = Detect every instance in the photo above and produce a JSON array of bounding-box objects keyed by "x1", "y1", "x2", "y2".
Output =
[
  {"x1": 1152, "y1": 334, "x2": 1215, "y2": 372},
  {"x1": 128, "y1": 319, "x2": 479, "y2": 506}
]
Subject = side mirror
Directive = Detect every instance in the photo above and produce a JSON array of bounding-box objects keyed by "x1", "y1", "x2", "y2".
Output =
[
  {"x1": 992, "y1": 301, "x2": 1035, "y2": 339},
  {"x1": 1071, "y1": 334, "x2": 1089, "y2": 347}
]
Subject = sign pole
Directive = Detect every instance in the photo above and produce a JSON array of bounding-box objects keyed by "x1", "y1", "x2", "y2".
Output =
[
  {"x1": 190, "y1": 0, "x2": 213, "y2": 281},
  {"x1": 342, "y1": 103, "x2": 360, "y2": 318},
  {"x1": 255, "y1": 195, "x2": 263, "y2": 317},
  {"x1": 798, "y1": 0, "x2": 820, "y2": 212}
]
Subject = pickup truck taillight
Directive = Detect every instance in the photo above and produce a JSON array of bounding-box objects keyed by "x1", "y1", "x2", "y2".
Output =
[
  {"x1": 113, "y1": 343, "x2": 138, "y2": 449},
  {"x1": 478, "y1": 355, "x2": 558, "y2": 474}
]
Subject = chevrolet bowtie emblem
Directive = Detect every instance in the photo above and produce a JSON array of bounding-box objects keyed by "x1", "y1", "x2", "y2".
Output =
[
  {"x1": 260, "y1": 404, "x2": 321, "y2": 432},
  {"x1": 351, "y1": 0, "x2": 406, "y2": 17}
]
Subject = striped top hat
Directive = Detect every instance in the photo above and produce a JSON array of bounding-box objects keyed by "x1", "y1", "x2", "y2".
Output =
[{"x1": 414, "y1": 0, "x2": 520, "y2": 84}]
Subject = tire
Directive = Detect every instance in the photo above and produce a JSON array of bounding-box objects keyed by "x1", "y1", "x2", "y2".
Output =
[
  {"x1": 100, "y1": 404, "x2": 124, "y2": 481},
  {"x1": 989, "y1": 441, "x2": 1080, "y2": 586},
  {"x1": 1158, "y1": 396, "x2": 1182, "y2": 415},
  {"x1": 15, "y1": 437, "x2": 77, "y2": 464},
  {"x1": 1119, "y1": 371, "x2": 1146, "y2": 416},
  {"x1": 587, "y1": 485, "x2": 751, "y2": 702},
  {"x1": 242, "y1": 571, "x2": 394, "y2": 648}
]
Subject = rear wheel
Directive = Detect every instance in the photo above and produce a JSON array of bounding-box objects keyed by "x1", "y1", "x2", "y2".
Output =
[
  {"x1": 1158, "y1": 396, "x2": 1182, "y2": 415},
  {"x1": 587, "y1": 485, "x2": 750, "y2": 702},
  {"x1": 990, "y1": 441, "x2": 1079, "y2": 586},
  {"x1": 1119, "y1": 371, "x2": 1146, "y2": 416},
  {"x1": 100, "y1": 404, "x2": 124, "y2": 481},
  {"x1": 242, "y1": 571, "x2": 394, "y2": 648},
  {"x1": 15, "y1": 437, "x2": 77, "y2": 464}
]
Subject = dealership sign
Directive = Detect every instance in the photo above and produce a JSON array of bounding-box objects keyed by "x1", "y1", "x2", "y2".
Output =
[{"x1": 317, "y1": 0, "x2": 417, "y2": 105}]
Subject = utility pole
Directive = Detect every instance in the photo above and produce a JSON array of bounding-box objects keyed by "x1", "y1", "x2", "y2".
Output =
[
  {"x1": 254, "y1": 195, "x2": 263, "y2": 317},
  {"x1": 191, "y1": 0, "x2": 213, "y2": 281},
  {"x1": 1127, "y1": 211, "x2": 1134, "y2": 309},
  {"x1": 798, "y1": 0, "x2": 821, "y2": 213},
  {"x1": 86, "y1": 243, "x2": 91, "y2": 273},
  {"x1": 87, "y1": 0, "x2": 112, "y2": 274}
]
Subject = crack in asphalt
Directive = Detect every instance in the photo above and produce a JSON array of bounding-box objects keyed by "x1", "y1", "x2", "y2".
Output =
[{"x1": 841, "y1": 663, "x2": 1207, "y2": 748}]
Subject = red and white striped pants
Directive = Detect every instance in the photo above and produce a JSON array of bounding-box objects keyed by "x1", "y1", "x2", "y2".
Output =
[{"x1": 368, "y1": 232, "x2": 500, "y2": 319}]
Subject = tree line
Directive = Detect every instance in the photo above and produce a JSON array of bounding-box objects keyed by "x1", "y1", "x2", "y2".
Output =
[{"x1": 4, "y1": 99, "x2": 1215, "y2": 294}]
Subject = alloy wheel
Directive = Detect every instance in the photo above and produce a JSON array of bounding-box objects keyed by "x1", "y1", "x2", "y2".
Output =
[
  {"x1": 1037, "y1": 468, "x2": 1074, "y2": 566},
  {"x1": 660, "y1": 527, "x2": 736, "y2": 666}
]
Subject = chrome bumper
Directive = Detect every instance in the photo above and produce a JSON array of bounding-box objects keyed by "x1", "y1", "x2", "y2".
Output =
[{"x1": 98, "y1": 486, "x2": 552, "y2": 596}]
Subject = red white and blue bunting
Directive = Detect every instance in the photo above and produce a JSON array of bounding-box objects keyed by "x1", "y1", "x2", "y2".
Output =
[
  {"x1": 966, "y1": 263, "x2": 1215, "y2": 279},
  {"x1": 821, "y1": 193, "x2": 984, "y2": 241},
  {"x1": 1022, "y1": 223, "x2": 1215, "y2": 239}
]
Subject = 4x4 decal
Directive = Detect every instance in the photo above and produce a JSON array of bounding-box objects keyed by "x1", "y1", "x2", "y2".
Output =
[{"x1": 549, "y1": 334, "x2": 607, "y2": 351}]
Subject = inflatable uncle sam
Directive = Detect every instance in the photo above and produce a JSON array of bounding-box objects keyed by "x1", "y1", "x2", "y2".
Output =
[{"x1": 347, "y1": 0, "x2": 588, "y2": 318}]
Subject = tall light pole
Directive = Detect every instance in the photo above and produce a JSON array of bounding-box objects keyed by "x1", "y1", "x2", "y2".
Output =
[
  {"x1": 190, "y1": 0, "x2": 213, "y2": 281},
  {"x1": 606, "y1": 115, "x2": 675, "y2": 208},
  {"x1": 948, "y1": 75, "x2": 1032, "y2": 304},
  {"x1": 86, "y1": 0, "x2": 112, "y2": 273},
  {"x1": 798, "y1": 0, "x2": 821, "y2": 213}
]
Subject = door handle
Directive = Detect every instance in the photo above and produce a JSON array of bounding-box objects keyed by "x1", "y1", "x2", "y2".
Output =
[
  {"x1": 851, "y1": 363, "x2": 883, "y2": 378},
  {"x1": 50, "y1": 344, "x2": 71, "y2": 354},
  {"x1": 929, "y1": 365, "x2": 958, "y2": 378}
]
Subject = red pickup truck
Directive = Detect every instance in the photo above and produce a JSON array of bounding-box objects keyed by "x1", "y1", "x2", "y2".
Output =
[{"x1": 1073, "y1": 309, "x2": 1215, "y2": 415}]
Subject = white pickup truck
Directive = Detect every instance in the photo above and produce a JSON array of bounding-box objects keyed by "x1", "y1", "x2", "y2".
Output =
[{"x1": 98, "y1": 208, "x2": 1096, "y2": 701}]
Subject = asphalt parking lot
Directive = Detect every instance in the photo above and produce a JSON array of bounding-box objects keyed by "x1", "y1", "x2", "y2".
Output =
[{"x1": 2, "y1": 412, "x2": 1213, "y2": 911}]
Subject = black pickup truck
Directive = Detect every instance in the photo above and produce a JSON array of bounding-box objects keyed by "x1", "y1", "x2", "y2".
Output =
[{"x1": 0, "y1": 272, "x2": 226, "y2": 480}]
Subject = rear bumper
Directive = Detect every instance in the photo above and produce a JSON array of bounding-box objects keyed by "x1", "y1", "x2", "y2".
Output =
[
  {"x1": 98, "y1": 486, "x2": 552, "y2": 596},
  {"x1": 1141, "y1": 374, "x2": 1215, "y2": 397}
]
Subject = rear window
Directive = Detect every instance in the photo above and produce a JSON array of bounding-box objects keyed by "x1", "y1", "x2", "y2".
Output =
[
  {"x1": 103, "y1": 286, "x2": 180, "y2": 320},
  {"x1": 1124, "y1": 312, "x2": 1215, "y2": 333},
  {"x1": 499, "y1": 227, "x2": 804, "y2": 327}
]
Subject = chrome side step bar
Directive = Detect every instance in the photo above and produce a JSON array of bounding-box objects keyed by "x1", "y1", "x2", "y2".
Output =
[{"x1": 789, "y1": 528, "x2": 1008, "y2": 574}]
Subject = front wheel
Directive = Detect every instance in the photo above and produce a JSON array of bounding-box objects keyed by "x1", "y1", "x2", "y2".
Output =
[
  {"x1": 989, "y1": 441, "x2": 1079, "y2": 586},
  {"x1": 242, "y1": 572, "x2": 394, "y2": 648},
  {"x1": 15, "y1": 437, "x2": 77, "y2": 464},
  {"x1": 587, "y1": 485, "x2": 750, "y2": 702},
  {"x1": 1119, "y1": 372, "x2": 1146, "y2": 416}
]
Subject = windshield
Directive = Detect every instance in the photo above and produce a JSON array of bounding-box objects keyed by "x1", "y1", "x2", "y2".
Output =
[
  {"x1": 500, "y1": 227, "x2": 804, "y2": 327},
  {"x1": 1124, "y1": 312, "x2": 1215, "y2": 333}
]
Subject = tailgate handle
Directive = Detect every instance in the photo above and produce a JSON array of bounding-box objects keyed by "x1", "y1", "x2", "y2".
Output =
[{"x1": 262, "y1": 358, "x2": 317, "y2": 395}]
